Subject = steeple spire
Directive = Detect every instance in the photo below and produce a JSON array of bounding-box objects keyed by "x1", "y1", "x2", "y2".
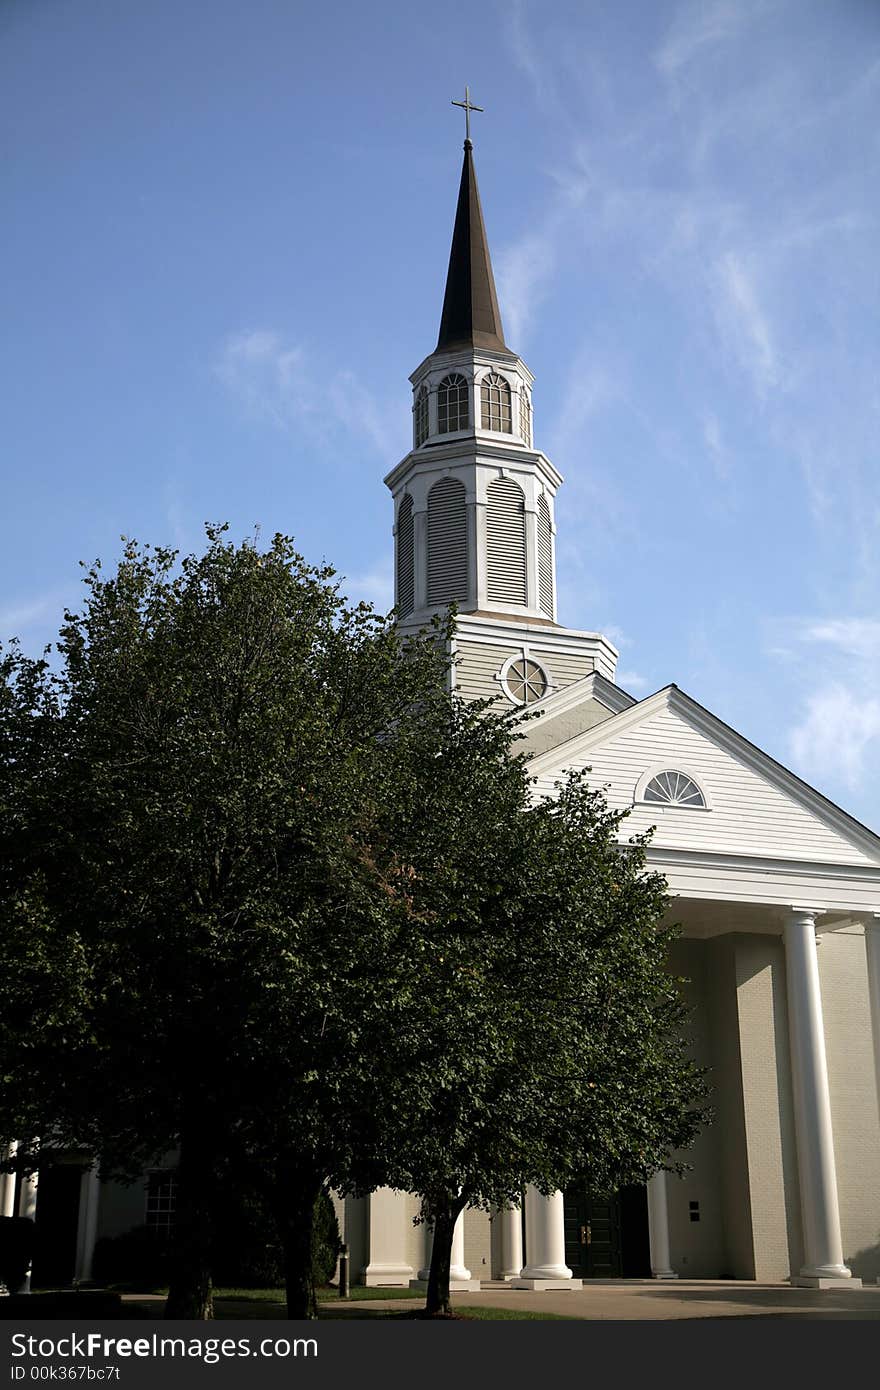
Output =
[{"x1": 436, "y1": 140, "x2": 510, "y2": 355}]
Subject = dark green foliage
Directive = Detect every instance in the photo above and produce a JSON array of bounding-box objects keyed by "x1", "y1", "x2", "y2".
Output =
[
  {"x1": 0, "y1": 1216, "x2": 35, "y2": 1294},
  {"x1": 311, "y1": 1191, "x2": 340, "y2": 1287},
  {"x1": 0, "y1": 525, "x2": 707, "y2": 1324},
  {"x1": 92, "y1": 1225, "x2": 171, "y2": 1291}
]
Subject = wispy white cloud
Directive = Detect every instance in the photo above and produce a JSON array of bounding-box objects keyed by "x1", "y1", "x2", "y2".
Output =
[
  {"x1": 0, "y1": 590, "x2": 69, "y2": 639},
  {"x1": 655, "y1": 0, "x2": 746, "y2": 78},
  {"x1": 547, "y1": 357, "x2": 618, "y2": 464},
  {"x1": 617, "y1": 669, "x2": 650, "y2": 692},
  {"x1": 712, "y1": 251, "x2": 779, "y2": 395},
  {"x1": 790, "y1": 683, "x2": 880, "y2": 792},
  {"x1": 214, "y1": 329, "x2": 404, "y2": 458},
  {"x1": 342, "y1": 559, "x2": 394, "y2": 613},
  {"x1": 779, "y1": 618, "x2": 880, "y2": 794}
]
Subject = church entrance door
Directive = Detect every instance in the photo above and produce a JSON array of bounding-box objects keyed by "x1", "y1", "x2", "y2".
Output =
[{"x1": 563, "y1": 1186, "x2": 651, "y2": 1278}]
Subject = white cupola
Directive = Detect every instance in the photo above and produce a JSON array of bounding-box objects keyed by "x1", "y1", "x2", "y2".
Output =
[{"x1": 384, "y1": 137, "x2": 561, "y2": 628}]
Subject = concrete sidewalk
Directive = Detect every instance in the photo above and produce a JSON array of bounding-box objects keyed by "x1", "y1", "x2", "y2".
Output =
[{"x1": 333, "y1": 1279, "x2": 880, "y2": 1320}]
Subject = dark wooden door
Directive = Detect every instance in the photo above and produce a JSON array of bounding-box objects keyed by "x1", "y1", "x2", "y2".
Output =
[
  {"x1": 31, "y1": 1165, "x2": 83, "y2": 1288},
  {"x1": 564, "y1": 1190, "x2": 622, "y2": 1278}
]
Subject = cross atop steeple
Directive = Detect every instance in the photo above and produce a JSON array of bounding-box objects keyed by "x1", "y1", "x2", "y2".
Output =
[{"x1": 451, "y1": 85, "x2": 483, "y2": 146}]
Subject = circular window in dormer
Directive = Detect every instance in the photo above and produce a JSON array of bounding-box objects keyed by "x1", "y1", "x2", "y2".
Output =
[{"x1": 504, "y1": 657, "x2": 548, "y2": 706}]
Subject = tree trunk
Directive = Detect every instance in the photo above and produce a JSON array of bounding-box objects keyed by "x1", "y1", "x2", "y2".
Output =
[
  {"x1": 423, "y1": 1195, "x2": 466, "y2": 1318},
  {"x1": 271, "y1": 1168, "x2": 323, "y2": 1320},
  {"x1": 164, "y1": 1128, "x2": 215, "y2": 1320}
]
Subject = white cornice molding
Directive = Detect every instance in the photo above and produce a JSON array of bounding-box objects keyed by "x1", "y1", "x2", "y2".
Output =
[
  {"x1": 643, "y1": 844, "x2": 880, "y2": 883},
  {"x1": 384, "y1": 443, "x2": 563, "y2": 493},
  {"x1": 409, "y1": 347, "x2": 534, "y2": 386}
]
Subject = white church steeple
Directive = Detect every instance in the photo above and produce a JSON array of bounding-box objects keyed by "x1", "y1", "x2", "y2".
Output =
[{"x1": 385, "y1": 127, "x2": 619, "y2": 707}]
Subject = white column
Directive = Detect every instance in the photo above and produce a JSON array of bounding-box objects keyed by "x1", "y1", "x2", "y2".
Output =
[
  {"x1": 0, "y1": 1142, "x2": 18, "y2": 1219},
  {"x1": 17, "y1": 1166, "x2": 38, "y2": 1294},
  {"x1": 499, "y1": 1202, "x2": 523, "y2": 1279},
  {"x1": 74, "y1": 1167, "x2": 101, "y2": 1284},
  {"x1": 784, "y1": 909, "x2": 858, "y2": 1286},
  {"x1": 417, "y1": 1220, "x2": 433, "y2": 1281},
  {"x1": 524, "y1": 503, "x2": 539, "y2": 611},
  {"x1": 363, "y1": 1187, "x2": 414, "y2": 1287},
  {"x1": 513, "y1": 1187, "x2": 580, "y2": 1289},
  {"x1": 450, "y1": 1210, "x2": 470, "y2": 1280},
  {"x1": 865, "y1": 917, "x2": 880, "y2": 1125},
  {"x1": 646, "y1": 1172, "x2": 678, "y2": 1279}
]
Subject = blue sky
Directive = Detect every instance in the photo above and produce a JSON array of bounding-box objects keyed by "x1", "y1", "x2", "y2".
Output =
[{"x1": 2, "y1": 0, "x2": 879, "y2": 828}]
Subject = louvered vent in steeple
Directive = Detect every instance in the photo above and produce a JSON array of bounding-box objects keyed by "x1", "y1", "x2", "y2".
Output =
[
  {"x1": 487, "y1": 477, "x2": 526, "y2": 604},
  {"x1": 396, "y1": 493, "x2": 414, "y2": 616},
  {"x1": 427, "y1": 477, "x2": 468, "y2": 604},
  {"x1": 537, "y1": 492, "x2": 553, "y2": 618}
]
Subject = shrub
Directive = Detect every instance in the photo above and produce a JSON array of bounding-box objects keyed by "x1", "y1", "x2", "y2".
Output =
[
  {"x1": 311, "y1": 1190, "x2": 340, "y2": 1287},
  {"x1": 0, "y1": 1216, "x2": 35, "y2": 1294}
]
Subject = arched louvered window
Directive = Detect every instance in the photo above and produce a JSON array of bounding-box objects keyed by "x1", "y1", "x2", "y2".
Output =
[
  {"x1": 481, "y1": 372, "x2": 512, "y2": 432},
  {"x1": 427, "y1": 477, "x2": 468, "y2": 605},
  {"x1": 643, "y1": 771, "x2": 706, "y2": 808},
  {"x1": 437, "y1": 374, "x2": 469, "y2": 434},
  {"x1": 537, "y1": 493, "x2": 553, "y2": 618},
  {"x1": 414, "y1": 387, "x2": 429, "y2": 448},
  {"x1": 487, "y1": 477, "x2": 526, "y2": 604},
  {"x1": 519, "y1": 387, "x2": 531, "y2": 445},
  {"x1": 396, "y1": 493, "x2": 415, "y2": 616}
]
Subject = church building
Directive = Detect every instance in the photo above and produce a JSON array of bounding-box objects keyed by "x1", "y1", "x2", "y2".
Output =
[
  {"x1": 4, "y1": 131, "x2": 880, "y2": 1294},
  {"x1": 360, "y1": 130, "x2": 880, "y2": 1290}
]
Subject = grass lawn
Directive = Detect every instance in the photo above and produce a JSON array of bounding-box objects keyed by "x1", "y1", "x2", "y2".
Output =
[{"x1": 116, "y1": 1284, "x2": 575, "y2": 1320}]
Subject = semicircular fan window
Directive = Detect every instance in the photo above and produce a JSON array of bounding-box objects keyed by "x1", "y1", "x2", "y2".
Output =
[{"x1": 643, "y1": 770, "x2": 706, "y2": 808}]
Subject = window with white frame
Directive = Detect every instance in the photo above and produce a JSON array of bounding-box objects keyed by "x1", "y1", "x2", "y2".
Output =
[
  {"x1": 437, "y1": 374, "x2": 469, "y2": 433},
  {"x1": 642, "y1": 770, "x2": 706, "y2": 808},
  {"x1": 414, "y1": 386, "x2": 429, "y2": 447},
  {"x1": 480, "y1": 372, "x2": 512, "y2": 433},
  {"x1": 519, "y1": 387, "x2": 531, "y2": 445},
  {"x1": 145, "y1": 1171, "x2": 177, "y2": 1236},
  {"x1": 500, "y1": 655, "x2": 549, "y2": 706}
]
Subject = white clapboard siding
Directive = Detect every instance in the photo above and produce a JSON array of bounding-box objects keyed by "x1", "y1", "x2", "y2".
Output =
[
  {"x1": 427, "y1": 477, "x2": 468, "y2": 604},
  {"x1": 486, "y1": 478, "x2": 527, "y2": 604},
  {"x1": 533, "y1": 703, "x2": 878, "y2": 867},
  {"x1": 396, "y1": 494, "x2": 414, "y2": 616},
  {"x1": 537, "y1": 493, "x2": 553, "y2": 618}
]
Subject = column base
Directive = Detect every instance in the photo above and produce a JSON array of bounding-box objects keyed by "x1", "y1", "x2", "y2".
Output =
[
  {"x1": 363, "y1": 1263, "x2": 414, "y2": 1287},
  {"x1": 651, "y1": 1271, "x2": 679, "y2": 1280},
  {"x1": 511, "y1": 1278, "x2": 583, "y2": 1291},
  {"x1": 791, "y1": 1275, "x2": 862, "y2": 1289}
]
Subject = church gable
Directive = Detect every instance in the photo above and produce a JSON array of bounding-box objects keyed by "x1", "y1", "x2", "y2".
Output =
[{"x1": 529, "y1": 687, "x2": 880, "y2": 868}]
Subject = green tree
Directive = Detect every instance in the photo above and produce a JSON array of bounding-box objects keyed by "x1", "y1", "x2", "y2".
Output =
[
  {"x1": 359, "y1": 694, "x2": 709, "y2": 1317},
  {"x1": 0, "y1": 528, "x2": 451, "y2": 1319}
]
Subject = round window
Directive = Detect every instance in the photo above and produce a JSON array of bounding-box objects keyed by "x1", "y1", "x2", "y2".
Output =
[{"x1": 505, "y1": 658, "x2": 548, "y2": 705}]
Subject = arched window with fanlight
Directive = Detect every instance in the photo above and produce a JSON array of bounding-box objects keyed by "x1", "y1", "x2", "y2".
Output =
[
  {"x1": 640, "y1": 770, "x2": 707, "y2": 808},
  {"x1": 480, "y1": 372, "x2": 512, "y2": 432},
  {"x1": 414, "y1": 386, "x2": 429, "y2": 447},
  {"x1": 437, "y1": 374, "x2": 469, "y2": 434}
]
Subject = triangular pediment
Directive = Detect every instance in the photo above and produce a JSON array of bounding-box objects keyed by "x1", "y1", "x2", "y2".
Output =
[
  {"x1": 528, "y1": 685, "x2": 880, "y2": 868},
  {"x1": 513, "y1": 671, "x2": 635, "y2": 757}
]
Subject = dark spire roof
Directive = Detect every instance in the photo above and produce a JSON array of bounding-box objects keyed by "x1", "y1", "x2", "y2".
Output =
[{"x1": 436, "y1": 140, "x2": 510, "y2": 355}]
